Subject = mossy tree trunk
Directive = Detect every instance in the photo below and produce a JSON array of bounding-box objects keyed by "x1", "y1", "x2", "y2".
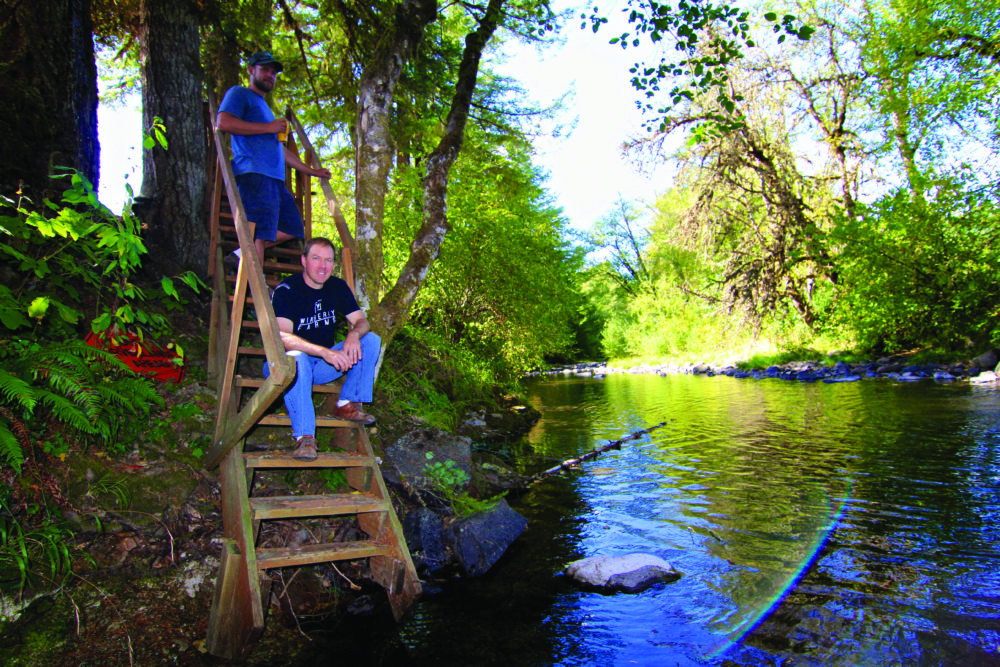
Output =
[
  {"x1": 0, "y1": 0, "x2": 98, "y2": 203},
  {"x1": 136, "y1": 0, "x2": 208, "y2": 277}
]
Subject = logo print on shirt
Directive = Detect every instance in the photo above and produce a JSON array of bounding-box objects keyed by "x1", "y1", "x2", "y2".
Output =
[{"x1": 314, "y1": 300, "x2": 322, "y2": 312}]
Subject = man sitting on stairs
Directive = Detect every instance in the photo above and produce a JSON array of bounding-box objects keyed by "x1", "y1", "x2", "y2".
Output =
[
  {"x1": 217, "y1": 50, "x2": 330, "y2": 267},
  {"x1": 264, "y1": 237, "x2": 380, "y2": 461}
]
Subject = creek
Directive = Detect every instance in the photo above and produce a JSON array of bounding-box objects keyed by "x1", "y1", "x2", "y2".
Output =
[{"x1": 300, "y1": 372, "x2": 1000, "y2": 666}]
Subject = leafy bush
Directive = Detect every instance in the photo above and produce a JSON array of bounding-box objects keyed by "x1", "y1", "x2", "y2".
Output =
[
  {"x1": 0, "y1": 170, "x2": 200, "y2": 470},
  {"x1": 827, "y1": 185, "x2": 1000, "y2": 351},
  {"x1": 423, "y1": 453, "x2": 503, "y2": 517}
]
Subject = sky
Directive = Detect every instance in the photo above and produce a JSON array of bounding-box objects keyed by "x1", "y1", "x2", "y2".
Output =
[{"x1": 97, "y1": 2, "x2": 675, "y2": 230}]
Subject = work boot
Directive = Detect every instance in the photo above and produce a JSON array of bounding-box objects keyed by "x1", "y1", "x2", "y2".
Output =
[
  {"x1": 331, "y1": 402, "x2": 376, "y2": 425},
  {"x1": 292, "y1": 435, "x2": 318, "y2": 461}
]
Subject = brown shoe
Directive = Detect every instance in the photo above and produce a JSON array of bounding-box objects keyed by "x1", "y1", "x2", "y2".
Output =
[
  {"x1": 332, "y1": 402, "x2": 376, "y2": 425},
  {"x1": 292, "y1": 435, "x2": 318, "y2": 461}
]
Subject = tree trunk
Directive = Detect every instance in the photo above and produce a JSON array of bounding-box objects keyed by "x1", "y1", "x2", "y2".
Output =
[
  {"x1": 0, "y1": 0, "x2": 98, "y2": 203},
  {"x1": 353, "y1": 0, "x2": 437, "y2": 311},
  {"x1": 136, "y1": 0, "x2": 208, "y2": 277},
  {"x1": 372, "y1": 0, "x2": 504, "y2": 340}
]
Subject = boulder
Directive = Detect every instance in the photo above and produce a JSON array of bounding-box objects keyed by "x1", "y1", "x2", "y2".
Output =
[
  {"x1": 446, "y1": 498, "x2": 528, "y2": 577},
  {"x1": 566, "y1": 553, "x2": 680, "y2": 593},
  {"x1": 972, "y1": 349, "x2": 1000, "y2": 370},
  {"x1": 383, "y1": 427, "x2": 472, "y2": 490},
  {"x1": 402, "y1": 507, "x2": 450, "y2": 575},
  {"x1": 970, "y1": 371, "x2": 998, "y2": 385}
]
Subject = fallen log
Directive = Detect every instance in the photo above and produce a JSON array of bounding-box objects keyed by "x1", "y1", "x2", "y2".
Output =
[{"x1": 527, "y1": 421, "x2": 670, "y2": 485}]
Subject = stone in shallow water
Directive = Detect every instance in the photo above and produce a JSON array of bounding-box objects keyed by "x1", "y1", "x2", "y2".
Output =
[{"x1": 565, "y1": 553, "x2": 680, "y2": 593}]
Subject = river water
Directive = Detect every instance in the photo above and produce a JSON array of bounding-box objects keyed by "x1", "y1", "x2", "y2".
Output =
[{"x1": 314, "y1": 373, "x2": 1000, "y2": 666}]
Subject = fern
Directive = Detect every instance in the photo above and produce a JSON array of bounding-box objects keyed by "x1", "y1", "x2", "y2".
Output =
[
  {"x1": 0, "y1": 369, "x2": 35, "y2": 412},
  {"x1": 0, "y1": 427, "x2": 23, "y2": 471}
]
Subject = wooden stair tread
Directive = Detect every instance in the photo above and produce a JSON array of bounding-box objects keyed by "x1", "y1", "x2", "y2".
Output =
[
  {"x1": 249, "y1": 492, "x2": 387, "y2": 519},
  {"x1": 226, "y1": 274, "x2": 283, "y2": 287},
  {"x1": 257, "y1": 414, "x2": 356, "y2": 428},
  {"x1": 235, "y1": 376, "x2": 341, "y2": 393},
  {"x1": 244, "y1": 451, "x2": 373, "y2": 468},
  {"x1": 256, "y1": 540, "x2": 394, "y2": 570}
]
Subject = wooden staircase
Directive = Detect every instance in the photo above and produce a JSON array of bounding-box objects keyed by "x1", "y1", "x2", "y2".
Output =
[{"x1": 202, "y1": 95, "x2": 420, "y2": 659}]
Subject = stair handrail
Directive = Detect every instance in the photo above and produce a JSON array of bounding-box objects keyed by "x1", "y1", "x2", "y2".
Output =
[
  {"x1": 204, "y1": 90, "x2": 296, "y2": 469},
  {"x1": 285, "y1": 108, "x2": 357, "y2": 292}
]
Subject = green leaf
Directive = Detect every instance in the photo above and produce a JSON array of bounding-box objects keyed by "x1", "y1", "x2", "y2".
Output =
[{"x1": 28, "y1": 297, "x2": 50, "y2": 321}]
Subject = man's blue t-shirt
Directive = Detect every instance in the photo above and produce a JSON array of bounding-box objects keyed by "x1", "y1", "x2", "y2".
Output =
[
  {"x1": 271, "y1": 274, "x2": 361, "y2": 349},
  {"x1": 218, "y1": 86, "x2": 285, "y2": 181}
]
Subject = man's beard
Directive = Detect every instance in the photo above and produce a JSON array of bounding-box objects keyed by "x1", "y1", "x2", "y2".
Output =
[{"x1": 252, "y1": 75, "x2": 274, "y2": 93}]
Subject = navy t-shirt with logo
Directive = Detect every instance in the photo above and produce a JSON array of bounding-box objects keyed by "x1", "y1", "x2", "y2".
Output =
[{"x1": 271, "y1": 273, "x2": 360, "y2": 349}]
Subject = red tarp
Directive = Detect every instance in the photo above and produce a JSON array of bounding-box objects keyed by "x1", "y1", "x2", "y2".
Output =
[{"x1": 84, "y1": 329, "x2": 186, "y2": 384}]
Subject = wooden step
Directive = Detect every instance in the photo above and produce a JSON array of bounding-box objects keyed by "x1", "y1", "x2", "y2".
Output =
[
  {"x1": 236, "y1": 376, "x2": 341, "y2": 394},
  {"x1": 257, "y1": 414, "x2": 355, "y2": 428},
  {"x1": 249, "y1": 492, "x2": 387, "y2": 520},
  {"x1": 256, "y1": 540, "x2": 394, "y2": 570},
  {"x1": 244, "y1": 451, "x2": 373, "y2": 469},
  {"x1": 220, "y1": 240, "x2": 302, "y2": 260},
  {"x1": 226, "y1": 274, "x2": 283, "y2": 287}
]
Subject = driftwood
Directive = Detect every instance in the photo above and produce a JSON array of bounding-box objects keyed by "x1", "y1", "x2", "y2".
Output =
[{"x1": 527, "y1": 421, "x2": 670, "y2": 485}]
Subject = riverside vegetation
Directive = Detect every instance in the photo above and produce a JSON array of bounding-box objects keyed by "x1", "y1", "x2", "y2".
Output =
[{"x1": 3, "y1": 0, "x2": 999, "y2": 662}]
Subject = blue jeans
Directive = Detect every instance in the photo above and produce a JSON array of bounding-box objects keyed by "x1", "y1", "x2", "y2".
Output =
[{"x1": 264, "y1": 332, "x2": 381, "y2": 438}]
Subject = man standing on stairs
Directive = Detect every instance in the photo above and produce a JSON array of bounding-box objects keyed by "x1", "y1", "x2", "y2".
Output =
[
  {"x1": 216, "y1": 51, "x2": 330, "y2": 266},
  {"x1": 266, "y1": 237, "x2": 380, "y2": 461}
]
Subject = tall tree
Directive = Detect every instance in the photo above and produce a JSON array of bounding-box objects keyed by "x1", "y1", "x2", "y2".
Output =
[
  {"x1": 135, "y1": 0, "x2": 208, "y2": 275},
  {"x1": 0, "y1": 0, "x2": 99, "y2": 202}
]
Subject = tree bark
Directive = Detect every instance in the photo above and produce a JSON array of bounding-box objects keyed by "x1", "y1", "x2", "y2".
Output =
[
  {"x1": 372, "y1": 0, "x2": 504, "y2": 339},
  {"x1": 136, "y1": 0, "x2": 208, "y2": 276},
  {"x1": 353, "y1": 0, "x2": 437, "y2": 311},
  {"x1": 0, "y1": 0, "x2": 98, "y2": 203}
]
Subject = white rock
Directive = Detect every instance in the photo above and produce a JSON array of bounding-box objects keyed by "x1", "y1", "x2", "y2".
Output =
[
  {"x1": 566, "y1": 553, "x2": 680, "y2": 592},
  {"x1": 971, "y1": 371, "x2": 998, "y2": 384}
]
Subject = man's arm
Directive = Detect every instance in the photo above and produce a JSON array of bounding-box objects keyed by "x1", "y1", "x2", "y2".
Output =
[
  {"x1": 277, "y1": 316, "x2": 356, "y2": 372},
  {"x1": 217, "y1": 111, "x2": 286, "y2": 137},
  {"x1": 341, "y1": 310, "x2": 370, "y2": 365},
  {"x1": 283, "y1": 145, "x2": 332, "y2": 179}
]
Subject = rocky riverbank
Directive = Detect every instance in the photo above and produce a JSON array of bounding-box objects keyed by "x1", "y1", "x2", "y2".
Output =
[{"x1": 528, "y1": 348, "x2": 1000, "y2": 385}]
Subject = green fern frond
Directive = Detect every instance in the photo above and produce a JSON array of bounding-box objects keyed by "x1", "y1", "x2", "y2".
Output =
[
  {"x1": 0, "y1": 369, "x2": 36, "y2": 413},
  {"x1": 0, "y1": 427, "x2": 23, "y2": 472},
  {"x1": 38, "y1": 392, "x2": 101, "y2": 436},
  {"x1": 94, "y1": 376, "x2": 163, "y2": 415}
]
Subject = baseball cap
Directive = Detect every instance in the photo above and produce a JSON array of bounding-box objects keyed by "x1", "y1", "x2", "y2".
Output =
[{"x1": 247, "y1": 51, "x2": 284, "y2": 72}]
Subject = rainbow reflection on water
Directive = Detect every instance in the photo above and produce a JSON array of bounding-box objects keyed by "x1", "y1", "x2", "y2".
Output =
[{"x1": 706, "y1": 482, "x2": 852, "y2": 662}]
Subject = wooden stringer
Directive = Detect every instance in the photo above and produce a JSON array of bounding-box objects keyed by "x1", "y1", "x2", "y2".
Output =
[{"x1": 202, "y1": 94, "x2": 420, "y2": 660}]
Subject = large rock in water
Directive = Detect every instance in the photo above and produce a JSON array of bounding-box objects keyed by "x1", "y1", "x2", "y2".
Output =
[
  {"x1": 566, "y1": 553, "x2": 680, "y2": 593},
  {"x1": 402, "y1": 507, "x2": 450, "y2": 575},
  {"x1": 447, "y1": 498, "x2": 528, "y2": 577}
]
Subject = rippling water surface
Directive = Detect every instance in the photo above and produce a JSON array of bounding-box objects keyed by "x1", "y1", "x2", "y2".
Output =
[{"x1": 311, "y1": 373, "x2": 1000, "y2": 666}]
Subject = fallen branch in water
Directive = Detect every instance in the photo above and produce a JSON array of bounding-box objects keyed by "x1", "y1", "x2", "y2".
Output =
[{"x1": 526, "y1": 421, "x2": 670, "y2": 485}]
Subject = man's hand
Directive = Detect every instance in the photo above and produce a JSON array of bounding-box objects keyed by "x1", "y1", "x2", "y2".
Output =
[
  {"x1": 342, "y1": 330, "x2": 362, "y2": 365},
  {"x1": 320, "y1": 347, "x2": 357, "y2": 372},
  {"x1": 310, "y1": 166, "x2": 332, "y2": 179}
]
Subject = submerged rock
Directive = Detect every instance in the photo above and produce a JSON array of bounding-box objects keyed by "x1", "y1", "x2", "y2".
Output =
[
  {"x1": 447, "y1": 498, "x2": 528, "y2": 577},
  {"x1": 565, "y1": 553, "x2": 680, "y2": 593}
]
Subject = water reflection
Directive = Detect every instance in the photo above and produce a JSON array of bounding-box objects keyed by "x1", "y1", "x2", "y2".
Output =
[{"x1": 297, "y1": 373, "x2": 1000, "y2": 666}]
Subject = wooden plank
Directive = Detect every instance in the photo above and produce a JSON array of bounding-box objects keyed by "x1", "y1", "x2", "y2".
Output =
[
  {"x1": 257, "y1": 414, "x2": 354, "y2": 428},
  {"x1": 207, "y1": 162, "x2": 224, "y2": 278},
  {"x1": 244, "y1": 451, "x2": 374, "y2": 469},
  {"x1": 249, "y1": 492, "x2": 387, "y2": 520},
  {"x1": 352, "y1": 426, "x2": 423, "y2": 621},
  {"x1": 256, "y1": 540, "x2": 393, "y2": 570},
  {"x1": 205, "y1": 446, "x2": 266, "y2": 658},
  {"x1": 287, "y1": 110, "x2": 356, "y2": 255},
  {"x1": 207, "y1": 369, "x2": 296, "y2": 469},
  {"x1": 205, "y1": 538, "x2": 239, "y2": 658},
  {"x1": 235, "y1": 376, "x2": 341, "y2": 394}
]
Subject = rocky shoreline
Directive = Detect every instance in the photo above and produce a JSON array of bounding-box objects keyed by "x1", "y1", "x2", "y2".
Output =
[{"x1": 529, "y1": 349, "x2": 1000, "y2": 385}]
